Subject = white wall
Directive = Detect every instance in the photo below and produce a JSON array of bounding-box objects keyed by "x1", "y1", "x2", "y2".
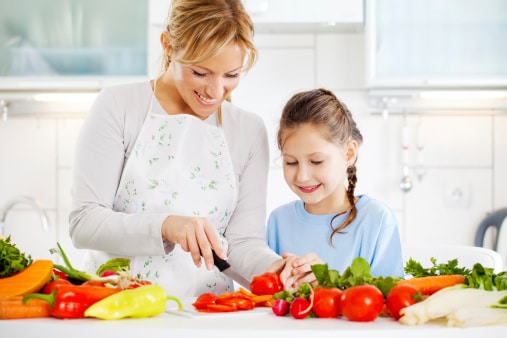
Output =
[{"x1": 0, "y1": 30, "x2": 505, "y2": 266}]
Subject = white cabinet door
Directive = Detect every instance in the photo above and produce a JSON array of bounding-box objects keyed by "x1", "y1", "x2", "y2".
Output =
[
  {"x1": 243, "y1": 0, "x2": 364, "y2": 32},
  {"x1": 366, "y1": 0, "x2": 507, "y2": 88}
]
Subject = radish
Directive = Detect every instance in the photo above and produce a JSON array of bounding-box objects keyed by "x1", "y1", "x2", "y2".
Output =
[
  {"x1": 272, "y1": 299, "x2": 289, "y2": 316},
  {"x1": 289, "y1": 298, "x2": 312, "y2": 319},
  {"x1": 99, "y1": 270, "x2": 118, "y2": 277}
]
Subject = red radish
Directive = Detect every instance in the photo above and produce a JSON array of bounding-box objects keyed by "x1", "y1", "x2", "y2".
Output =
[
  {"x1": 271, "y1": 299, "x2": 289, "y2": 316},
  {"x1": 99, "y1": 270, "x2": 118, "y2": 277},
  {"x1": 289, "y1": 298, "x2": 312, "y2": 319}
]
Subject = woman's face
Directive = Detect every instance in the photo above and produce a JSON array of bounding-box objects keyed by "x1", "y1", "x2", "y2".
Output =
[
  {"x1": 281, "y1": 123, "x2": 356, "y2": 214},
  {"x1": 169, "y1": 43, "x2": 245, "y2": 119}
]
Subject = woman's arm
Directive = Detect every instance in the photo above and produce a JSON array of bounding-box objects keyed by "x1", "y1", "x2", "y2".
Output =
[
  {"x1": 222, "y1": 108, "x2": 281, "y2": 280},
  {"x1": 69, "y1": 84, "x2": 168, "y2": 256}
]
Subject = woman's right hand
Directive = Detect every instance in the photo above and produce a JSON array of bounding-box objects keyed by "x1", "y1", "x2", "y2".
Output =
[{"x1": 161, "y1": 215, "x2": 226, "y2": 271}]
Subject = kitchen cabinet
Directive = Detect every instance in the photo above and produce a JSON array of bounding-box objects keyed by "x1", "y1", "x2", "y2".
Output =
[
  {"x1": 242, "y1": 0, "x2": 364, "y2": 32},
  {"x1": 149, "y1": 0, "x2": 364, "y2": 32},
  {"x1": 0, "y1": 0, "x2": 148, "y2": 90},
  {"x1": 366, "y1": 0, "x2": 507, "y2": 88}
]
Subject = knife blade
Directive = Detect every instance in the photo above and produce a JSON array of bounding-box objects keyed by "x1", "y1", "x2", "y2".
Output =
[{"x1": 211, "y1": 250, "x2": 251, "y2": 289}]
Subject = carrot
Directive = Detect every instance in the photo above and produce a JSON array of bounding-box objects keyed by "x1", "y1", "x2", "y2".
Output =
[
  {"x1": 0, "y1": 260, "x2": 54, "y2": 297},
  {"x1": 396, "y1": 274, "x2": 466, "y2": 295},
  {"x1": 0, "y1": 296, "x2": 50, "y2": 319}
]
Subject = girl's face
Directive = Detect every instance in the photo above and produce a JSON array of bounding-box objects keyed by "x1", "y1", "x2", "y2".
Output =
[
  {"x1": 281, "y1": 123, "x2": 357, "y2": 214},
  {"x1": 169, "y1": 42, "x2": 245, "y2": 119}
]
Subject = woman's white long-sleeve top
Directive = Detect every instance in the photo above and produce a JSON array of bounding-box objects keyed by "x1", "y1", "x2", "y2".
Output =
[{"x1": 69, "y1": 81, "x2": 280, "y2": 280}]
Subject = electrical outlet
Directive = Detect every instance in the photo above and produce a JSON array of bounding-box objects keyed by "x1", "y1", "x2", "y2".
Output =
[{"x1": 443, "y1": 183, "x2": 471, "y2": 209}]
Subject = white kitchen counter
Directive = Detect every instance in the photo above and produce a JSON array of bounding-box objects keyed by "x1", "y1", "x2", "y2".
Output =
[{"x1": 1, "y1": 304, "x2": 506, "y2": 338}]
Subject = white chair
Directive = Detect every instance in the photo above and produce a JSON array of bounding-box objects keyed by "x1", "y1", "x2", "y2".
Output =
[
  {"x1": 497, "y1": 218, "x2": 507, "y2": 270},
  {"x1": 403, "y1": 245, "x2": 504, "y2": 273}
]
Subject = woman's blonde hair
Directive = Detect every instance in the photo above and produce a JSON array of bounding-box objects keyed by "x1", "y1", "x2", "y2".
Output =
[{"x1": 163, "y1": 0, "x2": 257, "y2": 70}]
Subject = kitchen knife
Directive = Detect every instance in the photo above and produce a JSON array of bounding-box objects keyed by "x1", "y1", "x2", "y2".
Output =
[{"x1": 212, "y1": 250, "x2": 251, "y2": 289}]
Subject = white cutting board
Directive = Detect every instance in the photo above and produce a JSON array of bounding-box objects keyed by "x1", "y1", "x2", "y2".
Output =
[{"x1": 166, "y1": 297, "x2": 273, "y2": 318}]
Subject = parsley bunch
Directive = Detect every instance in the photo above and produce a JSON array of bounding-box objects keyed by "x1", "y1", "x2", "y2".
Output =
[
  {"x1": 404, "y1": 257, "x2": 470, "y2": 277},
  {"x1": 0, "y1": 235, "x2": 33, "y2": 278}
]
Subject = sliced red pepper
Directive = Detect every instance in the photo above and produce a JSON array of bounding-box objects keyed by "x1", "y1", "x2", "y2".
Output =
[
  {"x1": 192, "y1": 292, "x2": 218, "y2": 310},
  {"x1": 206, "y1": 303, "x2": 238, "y2": 312}
]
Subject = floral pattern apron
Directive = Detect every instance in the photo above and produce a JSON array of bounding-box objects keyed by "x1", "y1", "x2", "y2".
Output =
[{"x1": 95, "y1": 86, "x2": 237, "y2": 297}]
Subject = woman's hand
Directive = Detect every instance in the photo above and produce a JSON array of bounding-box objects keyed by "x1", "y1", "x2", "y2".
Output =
[
  {"x1": 278, "y1": 252, "x2": 324, "y2": 290},
  {"x1": 161, "y1": 215, "x2": 226, "y2": 270}
]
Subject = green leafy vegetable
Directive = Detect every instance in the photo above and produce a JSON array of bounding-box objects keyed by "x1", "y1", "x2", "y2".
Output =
[
  {"x1": 404, "y1": 257, "x2": 470, "y2": 277},
  {"x1": 96, "y1": 257, "x2": 131, "y2": 276},
  {"x1": 0, "y1": 235, "x2": 33, "y2": 278},
  {"x1": 311, "y1": 257, "x2": 401, "y2": 297},
  {"x1": 49, "y1": 242, "x2": 93, "y2": 284}
]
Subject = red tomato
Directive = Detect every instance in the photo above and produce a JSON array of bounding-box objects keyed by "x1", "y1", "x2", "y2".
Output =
[
  {"x1": 250, "y1": 272, "x2": 283, "y2": 296},
  {"x1": 192, "y1": 292, "x2": 218, "y2": 310},
  {"x1": 289, "y1": 297, "x2": 312, "y2": 319},
  {"x1": 340, "y1": 285, "x2": 384, "y2": 322},
  {"x1": 311, "y1": 287, "x2": 342, "y2": 318},
  {"x1": 386, "y1": 284, "x2": 420, "y2": 320}
]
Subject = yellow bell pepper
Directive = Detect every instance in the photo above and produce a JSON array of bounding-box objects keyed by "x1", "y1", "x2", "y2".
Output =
[{"x1": 84, "y1": 284, "x2": 183, "y2": 320}]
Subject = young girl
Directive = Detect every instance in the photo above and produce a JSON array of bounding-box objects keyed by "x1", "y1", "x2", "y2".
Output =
[{"x1": 267, "y1": 88, "x2": 404, "y2": 287}]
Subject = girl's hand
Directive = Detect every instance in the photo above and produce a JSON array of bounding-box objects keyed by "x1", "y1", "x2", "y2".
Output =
[
  {"x1": 280, "y1": 252, "x2": 324, "y2": 290},
  {"x1": 161, "y1": 215, "x2": 226, "y2": 270}
]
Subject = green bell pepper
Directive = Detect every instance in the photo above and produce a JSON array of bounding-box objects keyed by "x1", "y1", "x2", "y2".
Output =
[{"x1": 84, "y1": 284, "x2": 183, "y2": 320}]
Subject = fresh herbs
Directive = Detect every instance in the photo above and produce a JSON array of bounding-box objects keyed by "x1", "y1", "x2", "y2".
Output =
[
  {"x1": 311, "y1": 257, "x2": 400, "y2": 297},
  {"x1": 404, "y1": 257, "x2": 470, "y2": 277},
  {"x1": 465, "y1": 263, "x2": 507, "y2": 291},
  {"x1": 0, "y1": 235, "x2": 33, "y2": 278},
  {"x1": 404, "y1": 256, "x2": 507, "y2": 291}
]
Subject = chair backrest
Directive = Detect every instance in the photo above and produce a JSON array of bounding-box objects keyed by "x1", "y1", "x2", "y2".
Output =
[
  {"x1": 497, "y1": 218, "x2": 507, "y2": 270},
  {"x1": 403, "y1": 245, "x2": 504, "y2": 273},
  {"x1": 474, "y1": 207, "x2": 507, "y2": 249}
]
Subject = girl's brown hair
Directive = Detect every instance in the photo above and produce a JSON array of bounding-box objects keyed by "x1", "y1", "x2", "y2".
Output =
[{"x1": 277, "y1": 88, "x2": 363, "y2": 245}]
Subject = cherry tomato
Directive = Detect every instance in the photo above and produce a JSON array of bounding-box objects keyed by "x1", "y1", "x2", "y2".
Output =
[
  {"x1": 311, "y1": 287, "x2": 342, "y2": 318},
  {"x1": 289, "y1": 297, "x2": 312, "y2": 319},
  {"x1": 340, "y1": 285, "x2": 384, "y2": 322},
  {"x1": 386, "y1": 284, "x2": 421, "y2": 320},
  {"x1": 250, "y1": 272, "x2": 283, "y2": 296}
]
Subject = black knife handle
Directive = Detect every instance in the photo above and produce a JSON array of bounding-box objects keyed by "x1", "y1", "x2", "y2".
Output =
[{"x1": 212, "y1": 250, "x2": 230, "y2": 272}]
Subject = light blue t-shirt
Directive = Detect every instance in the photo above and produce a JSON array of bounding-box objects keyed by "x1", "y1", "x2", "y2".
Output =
[{"x1": 266, "y1": 195, "x2": 404, "y2": 277}]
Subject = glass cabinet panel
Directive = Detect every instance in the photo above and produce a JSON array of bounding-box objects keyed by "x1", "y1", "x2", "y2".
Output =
[
  {"x1": 367, "y1": 0, "x2": 507, "y2": 88},
  {"x1": 0, "y1": 0, "x2": 148, "y2": 77}
]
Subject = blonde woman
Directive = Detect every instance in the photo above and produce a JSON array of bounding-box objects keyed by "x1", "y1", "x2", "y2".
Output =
[{"x1": 70, "y1": 0, "x2": 294, "y2": 297}]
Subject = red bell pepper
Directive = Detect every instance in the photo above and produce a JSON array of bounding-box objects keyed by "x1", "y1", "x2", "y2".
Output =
[
  {"x1": 23, "y1": 283, "x2": 121, "y2": 319},
  {"x1": 42, "y1": 278, "x2": 72, "y2": 295}
]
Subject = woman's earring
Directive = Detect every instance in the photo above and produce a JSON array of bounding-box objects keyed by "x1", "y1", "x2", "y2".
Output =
[{"x1": 347, "y1": 165, "x2": 355, "y2": 176}]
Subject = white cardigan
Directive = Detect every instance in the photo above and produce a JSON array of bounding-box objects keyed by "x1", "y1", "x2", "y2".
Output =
[{"x1": 69, "y1": 80, "x2": 280, "y2": 280}]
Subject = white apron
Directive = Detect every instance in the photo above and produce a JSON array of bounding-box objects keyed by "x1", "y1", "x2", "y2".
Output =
[{"x1": 86, "y1": 85, "x2": 238, "y2": 297}]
